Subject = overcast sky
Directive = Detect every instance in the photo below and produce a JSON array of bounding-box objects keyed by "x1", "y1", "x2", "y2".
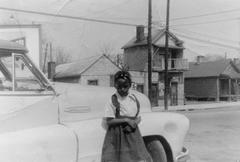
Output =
[{"x1": 0, "y1": 0, "x2": 240, "y2": 61}]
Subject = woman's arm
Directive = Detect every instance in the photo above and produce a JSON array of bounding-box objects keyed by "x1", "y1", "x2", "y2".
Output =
[
  {"x1": 105, "y1": 117, "x2": 127, "y2": 127},
  {"x1": 135, "y1": 116, "x2": 141, "y2": 124},
  {"x1": 104, "y1": 117, "x2": 141, "y2": 128}
]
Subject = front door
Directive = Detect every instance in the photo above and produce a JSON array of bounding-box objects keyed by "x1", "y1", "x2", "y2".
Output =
[
  {"x1": 0, "y1": 53, "x2": 58, "y2": 133},
  {"x1": 170, "y1": 82, "x2": 178, "y2": 105}
]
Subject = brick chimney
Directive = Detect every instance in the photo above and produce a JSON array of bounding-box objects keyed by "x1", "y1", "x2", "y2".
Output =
[
  {"x1": 136, "y1": 25, "x2": 145, "y2": 42},
  {"x1": 233, "y1": 58, "x2": 240, "y2": 65}
]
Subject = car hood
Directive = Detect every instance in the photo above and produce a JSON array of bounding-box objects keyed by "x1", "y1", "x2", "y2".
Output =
[
  {"x1": 52, "y1": 82, "x2": 115, "y2": 95},
  {"x1": 51, "y1": 82, "x2": 152, "y2": 122}
]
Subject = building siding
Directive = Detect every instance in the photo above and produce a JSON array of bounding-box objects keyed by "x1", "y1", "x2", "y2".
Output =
[
  {"x1": 54, "y1": 76, "x2": 80, "y2": 83},
  {"x1": 185, "y1": 77, "x2": 218, "y2": 98},
  {"x1": 80, "y1": 56, "x2": 120, "y2": 87},
  {"x1": 124, "y1": 46, "x2": 148, "y2": 71}
]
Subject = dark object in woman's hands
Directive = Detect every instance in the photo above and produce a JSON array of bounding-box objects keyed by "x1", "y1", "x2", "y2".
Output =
[{"x1": 123, "y1": 118, "x2": 137, "y2": 133}]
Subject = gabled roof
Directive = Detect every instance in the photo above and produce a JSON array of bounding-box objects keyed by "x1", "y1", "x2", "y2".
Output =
[
  {"x1": 54, "y1": 54, "x2": 120, "y2": 78},
  {"x1": 122, "y1": 29, "x2": 184, "y2": 49},
  {"x1": 185, "y1": 59, "x2": 240, "y2": 78}
]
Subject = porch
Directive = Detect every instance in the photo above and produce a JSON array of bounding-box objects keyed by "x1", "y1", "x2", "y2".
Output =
[
  {"x1": 152, "y1": 58, "x2": 189, "y2": 71},
  {"x1": 219, "y1": 78, "x2": 240, "y2": 101}
]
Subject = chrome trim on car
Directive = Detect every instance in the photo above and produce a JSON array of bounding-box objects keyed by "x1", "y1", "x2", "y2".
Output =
[
  {"x1": 176, "y1": 147, "x2": 190, "y2": 162},
  {"x1": 0, "y1": 91, "x2": 54, "y2": 96}
]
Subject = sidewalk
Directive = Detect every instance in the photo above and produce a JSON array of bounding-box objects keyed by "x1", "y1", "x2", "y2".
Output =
[{"x1": 152, "y1": 101, "x2": 240, "y2": 111}]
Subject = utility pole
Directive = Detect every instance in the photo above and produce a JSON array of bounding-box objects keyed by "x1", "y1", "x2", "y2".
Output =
[
  {"x1": 50, "y1": 42, "x2": 53, "y2": 62},
  {"x1": 148, "y1": 0, "x2": 153, "y2": 105},
  {"x1": 164, "y1": 0, "x2": 170, "y2": 110},
  {"x1": 238, "y1": 18, "x2": 240, "y2": 54}
]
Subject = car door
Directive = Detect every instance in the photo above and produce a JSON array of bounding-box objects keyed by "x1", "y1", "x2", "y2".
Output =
[
  {"x1": 0, "y1": 53, "x2": 59, "y2": 133},
  {"x1": 64, "y1": 119, "x2": 106, "y2": 162}
]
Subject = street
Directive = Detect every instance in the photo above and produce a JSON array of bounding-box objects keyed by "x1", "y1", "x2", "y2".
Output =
[{"x1": 179, "y1": 106, "x2": 240, "y2": 162}]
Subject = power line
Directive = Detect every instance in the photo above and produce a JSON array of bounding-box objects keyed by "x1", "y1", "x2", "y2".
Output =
[
  {"x1": 56, "y1": 0, "x2": 73, "y2": 14},
  {"x1": 85, "y1": 0, "x2": 148, "y2": 22},
  {"x1": 173, "y1": 30, "x2": 240, "y2": 50},
  {"x1": 172, "y1": 28, "x2": 239, "y2": 44},
  {"x1": 0, "y1": 6, "x2": 140, "y2": 27},
  {"x1": 171, "y1": 7, "x2": 240, "y2": 21},
  {"x1": 170, "y1": 17, "x2": 239, "y2": 27},
  {"x1": 184, "y1": 47, "x2": 203, "y2": 56},
  {"x1": 178, "y1": 34, "x2": 240, "y2": 50}
]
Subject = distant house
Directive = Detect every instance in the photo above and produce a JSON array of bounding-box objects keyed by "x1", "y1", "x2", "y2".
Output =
[
  {"x1": 184, "y1": 59, "x2": 240, "y2": 101},
  {"x1": 122, "y1": 25, "x2": 188, "y2": 106},
  {"x1": 54, "y1": 54, "x2": 121, "y2": 86}
]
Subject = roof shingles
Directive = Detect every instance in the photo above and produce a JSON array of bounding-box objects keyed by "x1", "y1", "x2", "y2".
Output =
[
  {"x1": 122, "y1": 29, "x2": 184, "y2": 49},
  {"x1": 54, "y1": 55, "x2": 103, "y2": 78},
  {"x1": 185, "y1": 59, "x2": 240, "y2": 78}
]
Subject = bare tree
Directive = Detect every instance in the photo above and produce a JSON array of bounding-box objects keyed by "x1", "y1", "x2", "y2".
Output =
[
  {"x1": 98, "y1": 42, "x2": 128, "y2": 69},
  {"x1": 99, "y1": 42, "x2": 116, "y2": 56},
  {"x1": 54, "y1": 46, "x2": 72, "y2": 65},
  {"x1": 111, "y1": 53, "x2": 128, "y2": 70}
]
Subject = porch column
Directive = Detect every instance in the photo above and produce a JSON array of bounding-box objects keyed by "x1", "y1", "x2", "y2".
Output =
[
  {"x1": 216, "y1": 78, "x2": 220, "y2": 102},
  {"x1": 228, "y1": 79, "x2": 231, "y2": 101}
]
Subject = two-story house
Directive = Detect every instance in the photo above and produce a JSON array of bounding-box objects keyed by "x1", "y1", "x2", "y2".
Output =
[{"x1": 122, "y1": 25, "x2": 188, "y2": 106}]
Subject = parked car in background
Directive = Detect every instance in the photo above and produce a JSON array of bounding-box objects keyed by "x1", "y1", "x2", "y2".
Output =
[{"x1": 0, "y1": 39, "x2": 190, "y2": 162}]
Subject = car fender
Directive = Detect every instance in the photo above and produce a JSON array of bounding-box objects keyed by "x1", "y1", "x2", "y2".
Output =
[
  {"x1": 0, "y1": 124, "x2": 77, "y2": 162},
  {"x1": 64, "y1": 111, "x2": 189, "y2": 162},
  {"x1": 0, "y1": 95, "x2": 59, "y2": 133},
  {"x1": 139, "y1": 112, "x2": 190, "y2": 160}
]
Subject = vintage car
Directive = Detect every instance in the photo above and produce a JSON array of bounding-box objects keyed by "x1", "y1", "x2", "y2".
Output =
[{"x1": 0, "y1": 39, "x2": 190, "y2": 162}]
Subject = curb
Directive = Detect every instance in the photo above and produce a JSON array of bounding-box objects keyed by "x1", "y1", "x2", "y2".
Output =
[{"x1": 152, "y1": 101, "x2": 240, "y2": 112}]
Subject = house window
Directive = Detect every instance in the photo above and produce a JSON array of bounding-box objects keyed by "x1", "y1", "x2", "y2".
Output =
[
  {"x1": 153, "y1": 54, "x2": 163, "y2": 69},
  {"x1": 88, "y1": 80, "x2": 98, "y2": 86}
]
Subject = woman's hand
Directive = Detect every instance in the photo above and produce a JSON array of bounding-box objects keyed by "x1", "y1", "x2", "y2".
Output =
[
  {"x1": 125, "y1": 118, "x2": 137, "y2": 129},
  {"x1": 135, "y1": 116, "x2": 141, "y2": 124}
]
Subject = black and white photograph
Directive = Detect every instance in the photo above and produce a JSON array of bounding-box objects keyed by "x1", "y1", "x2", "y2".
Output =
[{"x1": 0, "y1": 0, "x2": 239, "y2": 162}]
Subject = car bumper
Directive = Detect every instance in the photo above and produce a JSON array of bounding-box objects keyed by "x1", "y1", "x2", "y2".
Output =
[{"x1": 176, "y1": 147, "x2": 190, "y2": 162}]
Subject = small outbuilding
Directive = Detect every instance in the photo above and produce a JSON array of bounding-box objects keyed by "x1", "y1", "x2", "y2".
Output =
[
  {"x1": 184, "y1": 59, "x2": 240, "y2": 101},
  {"x1": 54, "y1": 54, "x2": 121, "y2": 87}
]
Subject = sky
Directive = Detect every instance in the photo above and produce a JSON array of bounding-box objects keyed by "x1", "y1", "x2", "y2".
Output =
[{"x1": 0, "y1": 0, "x2": 240, "y2": 62}]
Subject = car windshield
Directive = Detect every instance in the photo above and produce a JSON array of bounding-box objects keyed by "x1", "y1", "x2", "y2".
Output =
[{"x1": 0, "y1": 53, "x2": 49, "y2": 91}]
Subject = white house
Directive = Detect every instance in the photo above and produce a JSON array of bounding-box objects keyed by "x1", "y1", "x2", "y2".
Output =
[{"x1": 54, "y1": 54, "x2": 121, "y2": 87}]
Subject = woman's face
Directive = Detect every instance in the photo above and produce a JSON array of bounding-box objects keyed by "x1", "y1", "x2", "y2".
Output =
[{"x1": 115, "y1": 78, "x2": 131, "y2": 97}]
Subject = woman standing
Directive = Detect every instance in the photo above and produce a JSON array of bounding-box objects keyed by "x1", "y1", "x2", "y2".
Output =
[{"x1": 101, "y1": 70, "x2": 152, "y2": 162}]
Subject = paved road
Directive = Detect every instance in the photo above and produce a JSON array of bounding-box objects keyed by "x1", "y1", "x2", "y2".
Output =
[{"x1": 178, "y1": 107, "x2": 240, "y2": 162}]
